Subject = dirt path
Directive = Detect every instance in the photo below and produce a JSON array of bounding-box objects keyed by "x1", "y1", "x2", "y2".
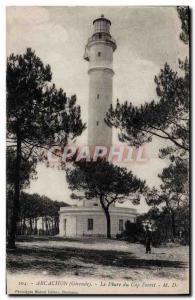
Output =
[{"x1": 7, "y1": 238, "x2": 189, "y2": 281}]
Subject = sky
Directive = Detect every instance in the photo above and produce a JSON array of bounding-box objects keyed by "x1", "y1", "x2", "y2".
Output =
[{"x1": 6, "y1": 6, "x2": 188, "y2": 212}]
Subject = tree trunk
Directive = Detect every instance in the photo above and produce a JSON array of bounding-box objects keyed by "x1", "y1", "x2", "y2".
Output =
[
  {"x1": 46, "y1": 217, "x2": 48, "y2": 235},
  {"x1": 34, "y1": 218, "x2": 37, "y2": 235},
  {"x1": 29, "y1": 218, "x2": 33, "y2": 235},
  {"x1": 7, "y1": 134, "x2": 21, "y2": 249},
  {"x1": 171, "y1": 210, "x2": 176, "y2": 239},
  {"x1": 52, "y1": 219, "x2": 54, "y2": 235},
  {"x1": 18, "y1": 218, "x2": 22, "y2": 235},
  {"x1": 99, "y1": 196, "x2": 111, "y2": 239},
  {"x1": 55, "y1": 216, "x2": 59, "y2": 234},
  {"x1": 105, "y1": 208, "x2": 111, "y2": 239},
  {"x1": 22, "y1": 217, "x2": 26, "y2": 235},
  {"x1": 42, "y1": 216, "x2": 44, "y2": 235}
]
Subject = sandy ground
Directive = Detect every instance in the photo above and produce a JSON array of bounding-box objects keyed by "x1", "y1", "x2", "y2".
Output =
[{"x1": 7, "y1": 237, "x2": 189, "y2": 281}]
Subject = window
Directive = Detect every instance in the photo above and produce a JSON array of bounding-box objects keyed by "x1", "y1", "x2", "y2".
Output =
[
  {"x1": 96, "y1": 121, "x2": 99, "y2": 126},
  {"x1": 99, "y1": 33, "x2": 102, "y2": 39},
  {"x1": 119, "y1": 219, "x2": 123, "y2": 231},
  {"x1": 94, "y1": 20, "x2": 110, "y2": 33},
  {"x1": 97, "y1": 94, "x2": 100, "y2": 99},
  {"x1": 63, "y1": 219, "x2": 67, "y2": 236},
  {"x1": 98, "y1": 51, "x2": 101, "y2": 57},
  {"x1": 88, "y1": 219, "x2": 93, "y2": 230}
]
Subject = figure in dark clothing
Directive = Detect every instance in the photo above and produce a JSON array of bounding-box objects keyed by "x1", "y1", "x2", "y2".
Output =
[{"x1": 145, "y1": 227, "x2": 152, "y2": 254}]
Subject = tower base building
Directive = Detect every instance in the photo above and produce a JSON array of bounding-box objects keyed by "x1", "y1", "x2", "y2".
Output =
[{"x1": 59, "y1": 199, "x2": 138, "y2": 238}]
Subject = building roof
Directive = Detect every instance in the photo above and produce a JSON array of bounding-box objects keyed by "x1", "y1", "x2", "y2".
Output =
[
  {"x1": 93, "y1": 15, "x2": 111, "y2": 25},
  {"x1": 59, "y1": 205, "x2": 138, "y2": 216}
]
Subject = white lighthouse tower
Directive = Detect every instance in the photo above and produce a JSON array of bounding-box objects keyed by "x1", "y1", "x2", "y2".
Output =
[
  {"x1": 84, "y1": 15, "x2": 117, "y2": 147},
  {"x1": 59, "y1": 17, "x2": 138, "y2": 238}
]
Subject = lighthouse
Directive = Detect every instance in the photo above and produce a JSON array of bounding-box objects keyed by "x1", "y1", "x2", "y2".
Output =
[
  {"x1": 84, "y1": 15, "x2": 117, "y2": 147},
  {"x1": 59, "y1": 15, "x2": 138, "y2": 238}
]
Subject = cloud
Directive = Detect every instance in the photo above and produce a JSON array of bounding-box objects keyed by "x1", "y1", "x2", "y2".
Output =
[
  {"x1": 113, "y1": 54, "x2": 159, "y2": 106},
  {"x1": 7, "y1": 6, "x2": 49, "y2": 26},
  {"x1": 7, "y1": 7, "x2": 69, "y2": 66},
  {"x1": 25, "y1": 164, "x2": 71, "y2": 204}
]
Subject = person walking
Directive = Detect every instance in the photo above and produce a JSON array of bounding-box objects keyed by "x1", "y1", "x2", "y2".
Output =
[{"x1": 145, "y1": 226, "x2": 152, "y2": 254}]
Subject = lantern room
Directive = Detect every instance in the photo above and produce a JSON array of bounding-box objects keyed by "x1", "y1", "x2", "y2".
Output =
[{"x1": 93, "y1": 14, "x2": 111, "y2": 34}]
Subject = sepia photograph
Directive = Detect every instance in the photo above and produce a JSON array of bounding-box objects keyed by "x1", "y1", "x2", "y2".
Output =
[{"x1": 6, "y1": 5, "x2": 190, "y2": 295}]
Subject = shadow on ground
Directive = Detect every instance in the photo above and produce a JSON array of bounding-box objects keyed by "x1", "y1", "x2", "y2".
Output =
[
  {"x1": 7, "y1": 244, "x2": 187, "y2": 276},
  {"x1": 16, "y1": 235, "x2": 80, "y2": 243}
]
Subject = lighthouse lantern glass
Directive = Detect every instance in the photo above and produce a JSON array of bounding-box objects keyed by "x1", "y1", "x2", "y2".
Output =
[{"x1": 94, "y1": 20, "x2": 110, "y2": 34}]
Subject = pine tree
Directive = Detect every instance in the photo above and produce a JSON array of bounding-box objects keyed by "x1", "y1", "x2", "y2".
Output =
[{"x1": 7, "y1": 48, "x2": 86, "y2": 248}]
